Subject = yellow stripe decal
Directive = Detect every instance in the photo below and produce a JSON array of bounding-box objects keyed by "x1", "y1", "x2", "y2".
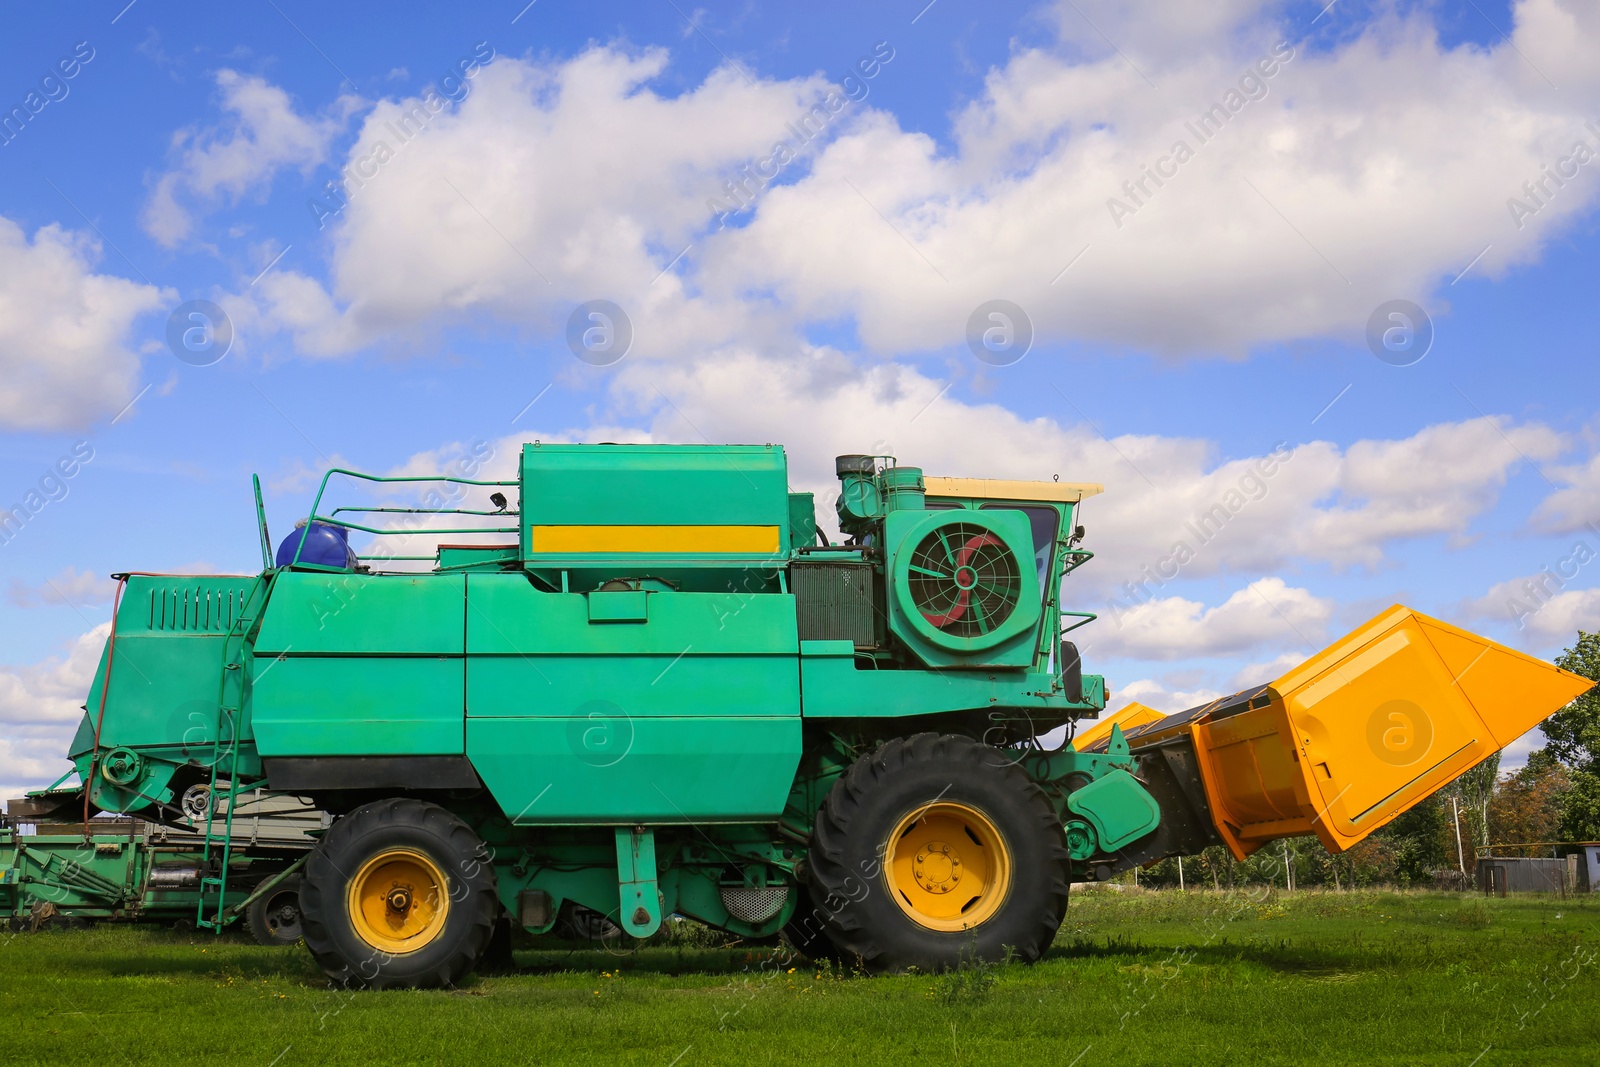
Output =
[{"x1": 531, "y1": 524, "x2": 781, "y2": 553}]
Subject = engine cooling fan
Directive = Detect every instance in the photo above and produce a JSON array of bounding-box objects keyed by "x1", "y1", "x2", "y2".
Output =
[{"x1": 905, "y1": 521, "x2": 1022, "y2": 638}]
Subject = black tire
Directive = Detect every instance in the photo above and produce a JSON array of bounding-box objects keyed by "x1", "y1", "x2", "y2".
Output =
[
  {"x1": 245, "y1": 874, "x2": 304, "y2": 947},
  {"x1": 806, "y1": 733, "x2": 1070, "y2": 971},
  {"x1": 779, "y1": 885, "x2": 845, "y2": 964},
  {"x1": 300, "y1": 799, "x2": 498, "y2": 989},
  {"x1": 477, "y1": 915, "x2": 517, "y2": 974}
]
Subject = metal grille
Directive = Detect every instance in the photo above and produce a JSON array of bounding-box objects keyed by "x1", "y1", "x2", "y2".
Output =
[
  {"x1": 148, "y1": 586, "x2": 246, "y2": 632},
  {"x1": 906, "y1": 522, "x2": 1020, "y2": 638},
  {"x1": 791, "y1": 561, "x2": 877, "y2": 647},
  {"x1": 720, "y1": 885, "x2": 790, "y2": 923}
]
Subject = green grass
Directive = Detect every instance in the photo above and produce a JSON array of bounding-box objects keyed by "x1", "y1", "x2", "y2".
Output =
[{"x1": 3, "y1": 890, "x2": 1596, "y2": 1066}]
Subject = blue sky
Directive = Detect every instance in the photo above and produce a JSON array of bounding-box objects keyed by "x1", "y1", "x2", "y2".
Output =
[{"x1": 2, "y1": 0, "x2": 1598, "y2": 794}]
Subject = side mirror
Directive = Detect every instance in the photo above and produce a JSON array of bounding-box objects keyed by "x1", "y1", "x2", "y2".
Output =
[{"x1": 1059, "y1": 640, "x2": 1083, "y2": 703}]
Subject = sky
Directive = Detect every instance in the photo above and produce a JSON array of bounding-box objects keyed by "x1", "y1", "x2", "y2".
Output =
[{"x1": 1, "y1": 0, "x2": 1598, "y2": 798}]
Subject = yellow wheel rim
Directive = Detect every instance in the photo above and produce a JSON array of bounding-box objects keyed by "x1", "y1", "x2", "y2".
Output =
[
  {"x1": 346, "y1": 848, "x2": 450, "y2": 954},
  {"x1": 885, "y1": 802, "x2": 1011, "y2": 932}
]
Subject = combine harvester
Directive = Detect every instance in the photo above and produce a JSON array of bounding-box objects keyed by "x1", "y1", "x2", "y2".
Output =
[{"x1": 45, "y1": 444, "x2": 1590, "y2": 986}]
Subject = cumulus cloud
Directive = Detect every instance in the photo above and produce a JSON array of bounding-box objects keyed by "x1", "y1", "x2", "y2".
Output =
[
  {"x1": 142, "y1": 69, "x2": 351, "y2": 247},
  {"x1": 1531, "y1": 452, "x2": 1600, "y2": 535},
  {"x1": 1089, "y1": 577, "x2": 1334, "y2": 661},
  {"x1": 7, "y1": 565, "x2": 117, "y2": 609},
  {"x1": 305, "y1": 342, "x2": 1568, "y2": 630},
  {"x1": 1470, "y1": 570, "x2": 1600, "y2": 649},
  {"x1": 596, "y1": 347, "x2": 1563, "y2": 603},
  {"x1": 0, "y1": 218, "x2": 171, "y2": 430},
  {"x1": 238, "y1": 1, "x2": 1600, "y2": 361},
  {"x1": 0, "y1": 625, "x2": 105, "y2": 797},
  {"x1": 252, "y1": 46, "x2": 831, "y2": 357}
]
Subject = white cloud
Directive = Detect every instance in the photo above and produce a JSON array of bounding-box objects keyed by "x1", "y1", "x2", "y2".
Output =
[
  {"x1": 0, "y1": 625, "x2": 106, "y2": 797},
  {"x1": 243, "y1": 2, "x2": 1600, "y2": 362},
  {"x1": 1229, "y1": 649, "x2": 1306, "y2": 689},
  {"x1": 1531, "y1": 452, "x2": 1600, "y2": 535},
  {"x1": 7, "y1": 565, "x2": 117, "y2": 609},
  {"x1": 253, "y1": 46, "x2": 831, "y2": 357},
  {"x1": 718, "y1": 3, "x2": 1600, "y2": 355},
  {"x1": 0, "y1": 218, "x2": 171, "y2": 430},
  {"x1": 1107, "y1": 677, "x2": 1225, "y2": 717},
  {"x1": 1090, "y1": 577, "x2": 1333, "y2": 661},
  {"x1": 599, "y1": 347, "x2": 1562, "y2": 602},
  {"x1": 142, "y1": 69, "x2": 351, "y2": 247},
  {"x1": 1470, "y1": 572, "x2": 1600, "y2": 649}
]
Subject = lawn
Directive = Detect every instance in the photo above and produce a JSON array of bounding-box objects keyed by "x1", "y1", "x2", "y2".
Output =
[{"x1": 3, "y1": 889, "x2": 1595, "y2": 1066}]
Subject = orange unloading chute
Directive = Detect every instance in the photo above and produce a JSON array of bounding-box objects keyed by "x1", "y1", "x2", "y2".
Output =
[{"x1": 1093, "y1": 606, "x2": 1594, "y2": 860}]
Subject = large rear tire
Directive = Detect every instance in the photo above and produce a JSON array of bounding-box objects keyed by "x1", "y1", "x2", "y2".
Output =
[
  {"x1": 806, "y1": 733, "x2": 1070, "y2": 971},
  {"x1": 300, "y1": 799, "x2": 498, "y2": 989}
]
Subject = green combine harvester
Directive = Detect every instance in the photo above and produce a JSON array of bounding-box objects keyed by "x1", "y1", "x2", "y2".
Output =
[{"x1": 54, "y1": 444, "x2": 1592, "y2": 987}]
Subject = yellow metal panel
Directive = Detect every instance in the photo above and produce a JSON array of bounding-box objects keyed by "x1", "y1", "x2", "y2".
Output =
[
  {"x1": 1071, "y1": 702, "x2": 1164, "y2": 751},
  {"x1": 1135, "y1": 605, "x2": 1594, "y2": 860},
  {"x1": 530, "y1": 524, "x2": 781, "y2": 554},
  {"x1": 923, "y1": 476, "x2": 1104, "y2": 503}
]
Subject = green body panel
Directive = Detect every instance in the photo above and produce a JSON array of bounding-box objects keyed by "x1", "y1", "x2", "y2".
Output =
[
  {"x1": 798, "y1": 640, "x2": 1100, "y2": 718},
  {"x1": 81, "y1": 576, "x2": 257, "y2": 752},
  {"x1": 1066, "y1": 767, "x2": 1164, "y2": 851},
  {"x1": 252, "y1": 658, "x2": 466, "y2": 756},
  {"x1": 463, "y1": 574, "x2": 803, "y2": 820},
  {"x1": 520, "y1": 443, "x2": 791, "y2": 562},
  {"x1": 250, "y1": 573, "x2": 467, "y2": 756},
  {"x1": 254, "y1": 572, "x2": 466, "y2": 653},
  {"x1": 787, "y1": 492, "x2": 816, "y2": 548},
  {"x1": 468, "y1": 716, "x2": 800, "y2": 822}
]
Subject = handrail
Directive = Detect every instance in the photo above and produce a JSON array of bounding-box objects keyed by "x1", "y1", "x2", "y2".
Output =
[
  {"x1": 251, "y1": 475, "x2": 273, "y2": 572},
  {"x1": 307, "y1": 517, "x2": 519, "y2": 537},
  {"x1": 331, "y1": 506, "x2": 517, "y2": 517},
  {"x1": 1060, "y1": 610, "x2": 1097, "y2": 635},
  {"x1": 290, "y1": 467, "x2": 518, "y2": 568}
]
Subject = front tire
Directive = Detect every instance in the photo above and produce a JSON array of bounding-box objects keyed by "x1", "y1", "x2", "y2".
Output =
[
  {"x1": 806, "y1": 733, "x2": 1070, "y2": 971},
  {"x1": 300, "y1": 799, "x2": 498, "y2": 989}
]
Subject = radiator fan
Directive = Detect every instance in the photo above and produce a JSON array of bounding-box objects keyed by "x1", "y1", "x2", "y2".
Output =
[
  {"x1": 887, "y1": 510, "x2": 1040, "y2": 665},
  {"x1": 906, "y1": 522, "x2": 1021, "y2": 638}
]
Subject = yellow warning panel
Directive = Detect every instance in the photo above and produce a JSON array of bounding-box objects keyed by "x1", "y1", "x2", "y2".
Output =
[{"x1": 1140, "y1": 606, "x2": 1593, "y2": 859}]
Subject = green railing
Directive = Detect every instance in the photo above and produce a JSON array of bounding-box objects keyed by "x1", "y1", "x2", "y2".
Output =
[{"x1": 287, "y1": 467, "x2": 520, "y2": 571}]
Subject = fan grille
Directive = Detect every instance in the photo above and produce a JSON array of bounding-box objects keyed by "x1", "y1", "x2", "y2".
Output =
[{"x1": 906, "y1": 522, "x2": 1020, "y2": 638}]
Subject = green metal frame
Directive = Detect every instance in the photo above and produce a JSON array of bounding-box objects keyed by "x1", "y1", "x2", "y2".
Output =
[{"x1": 290, "y1": 468, "x2": 520, "y2": 571}]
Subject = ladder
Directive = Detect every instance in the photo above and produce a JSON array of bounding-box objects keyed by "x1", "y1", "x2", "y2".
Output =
[{"x1": 195, "y1": 572, "x2": 274, "y2": 932}]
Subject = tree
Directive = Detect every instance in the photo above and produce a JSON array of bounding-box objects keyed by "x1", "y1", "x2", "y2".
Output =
[
  {"x1": 1545, "y1": 631, "x2": 1600, "y2": 841},
  {"x1": 1548, "y1": 632, "x2": 1600, "y2": 773},
  {"x1": 1375, "y1": 793, "x2": 1450, "y2": 885},
  {"x1": 1489, "y1": 763, "x2": 1570, "y2": 854},
  {"x1": 1445, "y1": 754, "x2": 1500, "y2": 859}
]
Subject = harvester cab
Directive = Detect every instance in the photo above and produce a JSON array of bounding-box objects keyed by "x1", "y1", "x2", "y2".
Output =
[{"x1": 53, "y1": 442, "x2": 1594, "y2": 987}]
